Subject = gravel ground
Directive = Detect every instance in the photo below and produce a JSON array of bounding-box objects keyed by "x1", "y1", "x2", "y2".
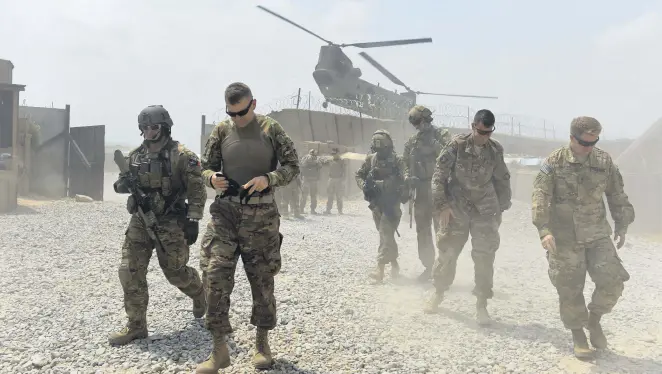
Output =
[{"x1": 1, "y1": 175, "x2": 661, "y2": 374}]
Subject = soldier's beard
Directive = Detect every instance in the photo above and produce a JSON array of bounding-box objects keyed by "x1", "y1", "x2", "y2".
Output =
[{"x1": 144, "y1": 130, "x2": 163, "y2": 144}]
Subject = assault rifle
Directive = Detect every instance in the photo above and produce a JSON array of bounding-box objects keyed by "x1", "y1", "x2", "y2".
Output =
[{"x1": 113, "y1": 150, "x2": 166, "y2": 254}]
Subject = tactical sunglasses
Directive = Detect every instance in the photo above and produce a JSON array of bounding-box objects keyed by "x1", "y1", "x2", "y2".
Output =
[
  {"x1": 409, "y1": 116, "x2": 423, "y2": 125},
  {"x1": 473, "y1": 123, "x2": 495, "y2": 135},
  {"x1": 573, "y1": 134, "x2": 599, "y2": 147},
  {"x1": 139, "y1": 123, "x2": 161, "y2": 131},
  {"x1": 226, "y1": 99, "x2": 254, "y2": 118}
]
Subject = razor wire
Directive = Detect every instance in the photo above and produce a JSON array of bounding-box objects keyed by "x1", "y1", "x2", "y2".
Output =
[{"x1": 210, "y1": 91, "x2": 557, "y2": 139}]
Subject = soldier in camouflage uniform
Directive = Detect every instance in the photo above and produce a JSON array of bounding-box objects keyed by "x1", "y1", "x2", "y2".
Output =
[
  {"x1": 355, "y1": 130, "x2": 407, "y2": 283},
  {"x1": 279, "y1": 176, "x2": 303, "y2": 218},
  {"x1": 532, "y1": 116, "x2": 634, "y2": 359},
  {"x1": 197, "y1": 83, "x2": 299, "y2": 372},
  {"x1": 324, "y1": 148, "x2": 346, "y2": 214},
  {"x1": 424, "y1": 109, "x2": 511, "y2": 326},
  {"x1": 402, "y1": 105, "x2": 452, "y2": 282},
  {"x1": 300, "y1": 149, "x2": 327, "y2": 214},
  {"x1": 109, "y1": 105, "x2": 207, "y2": 345}
]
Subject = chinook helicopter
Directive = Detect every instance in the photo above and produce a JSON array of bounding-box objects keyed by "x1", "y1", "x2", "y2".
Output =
[{"x1": 257, "y1": 5, "x2": 498, "y2": 121}]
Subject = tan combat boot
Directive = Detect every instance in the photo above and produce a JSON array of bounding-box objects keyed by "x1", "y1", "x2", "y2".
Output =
[
  {"x1": 571, "y1": 329, "x2": 594, "y2": 359},
  {"x1": 476, "y1": 298, "x2": 492, "y2": 326},
  {"x1": 108, "y1": 325, "x2": 148, "y2": 346},
  {"x1": 368, "y1": 264, "x2": 385, "y2": 283},
  {"x1": 253, "y1": 328, "x2": 274, "y2": 369},
  {"x1": 588, "y1": 312, "x2": 608, "y2": 349},
  {"x1": 423, "y1": 292, "x2": 443, "y2": 314},
  {"x1": 192, "y1": 287, "x2": 207, "y2": 319},
  {"x1": 390, "y1": 260, "x2": 400, "y2": 279},
  {"x1": 196, "y1": 332, "x2": 231, "y2": 373}
]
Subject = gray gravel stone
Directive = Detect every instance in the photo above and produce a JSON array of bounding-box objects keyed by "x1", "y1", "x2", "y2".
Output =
[{"x1": 1, "y1": 190, "x2": 661, "y2": 373}]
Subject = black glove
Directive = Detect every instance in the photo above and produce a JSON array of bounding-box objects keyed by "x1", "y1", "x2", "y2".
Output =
[{"x1": 184, "y1": 219, "x2": 199, "y2": 245}]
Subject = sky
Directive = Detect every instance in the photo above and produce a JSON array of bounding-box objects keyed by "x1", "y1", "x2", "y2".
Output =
[{"x1": 2, "y1": 0, "x2": 661, "y2": 153}]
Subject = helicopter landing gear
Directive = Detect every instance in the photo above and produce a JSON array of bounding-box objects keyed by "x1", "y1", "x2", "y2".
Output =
[{"x1": 322, "y1": 101, "x2": 328, "y2": 109}]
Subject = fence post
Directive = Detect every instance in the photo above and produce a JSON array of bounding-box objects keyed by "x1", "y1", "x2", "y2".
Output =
[
  {"x1": 296, "y1": 88, "x2": 301, "y2": 109},
  {"x1": 543, "y1": 120, "x2": 547, "y2": 139}
]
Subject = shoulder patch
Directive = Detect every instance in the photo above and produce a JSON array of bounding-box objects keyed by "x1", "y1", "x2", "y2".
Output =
[
  {"x1": 540, "y1": 161, "x2": 553, "y2": 175},
  {"x1": 188, "y1": 155, "x2": 200, "y2": 167}
]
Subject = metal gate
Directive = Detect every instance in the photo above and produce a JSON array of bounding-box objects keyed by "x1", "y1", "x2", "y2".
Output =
[{"x1": 68, "y1": 125, "x2": 105, "y2": 200}]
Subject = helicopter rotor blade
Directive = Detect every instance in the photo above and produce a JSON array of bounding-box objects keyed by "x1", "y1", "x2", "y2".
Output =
[
  {"x1": 257, "y1": 6, "x2": 333, "y2": 45},
  {"x1": 358, "y1": 52, "x2": 410, "y2": 89},
  {"x1": 416, "y1": 91, "x2": 499, "y2": 99},
  {"x1": 342, "y1": 38, "x2": 432, "y2": 49}
]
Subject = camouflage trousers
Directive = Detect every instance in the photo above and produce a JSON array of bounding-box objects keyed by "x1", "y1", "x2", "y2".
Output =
[
  {"x1": 547, "y1": 236, "x2": 630, "y2": 330},
  {"x1": 432, "y1": 209, "x2": 501, "y2": 299},
  {"x1": 118, "y1": 214, "x2": 204, "y2": 328},
  {"x1": 278, "y1": 183, "x2": 301, "y2": 215},
  {"x1": 413, "y1": 182, "x2": 439, "y2": 269},
  {"x1": 325, "y1": 177, "x2": 344, "y2": 213},
  {"x1": 300, "y1": 178, "x2": 319, "y2": 212},
  {"x1": 371, "y1": 204, "x2": 402, "y2": 265},
  {"x1": 200, "y1": 197, "x2": 282, "y2": 334}
]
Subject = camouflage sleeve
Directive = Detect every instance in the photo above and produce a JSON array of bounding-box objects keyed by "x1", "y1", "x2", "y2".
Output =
[
  {"x1": 432, "y1": 140, "x2": 457, "y2": 212},
  {"x1": 267, "y1": 121, "x2": 300, "y2": 187},
  {"x1": 402, "y1": 138, "x2": 412, "y2": 181},
  {"x1": 532, "y1": 158, "x2": 555, "y2": 238},
  {"x1": 436, "y1": 127, "x2": 452, "y2": 148},
  {"x1": 179, "y1": 149, "x2": 207, "y2": 220},
  {"x1": 355, "y1": 155, "x2": 371, "y2": 190},
  {"x1": 605, "y1": 160, "x2": 635, "y2": 233},
  {"x1": 492, "y1": 144, "x2": 512, "y2": 210},
  {"x1": 396, "y1": 154, "x2": 407, "y2": 186},
  {"x1": 201, "y1": 125, "x2": 223, "y2": 188}
]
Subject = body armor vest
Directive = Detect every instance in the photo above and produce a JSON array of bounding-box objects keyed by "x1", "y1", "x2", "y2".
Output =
[
  {"x1": 128, "y1": 143, "x2": 182, "y2": 215},
  {"x1": 371, "y1": 154, "x2": 400, "y2": 193},
  {"x1": 411, "y1": 132, "x2": 443, "y2": 180}
]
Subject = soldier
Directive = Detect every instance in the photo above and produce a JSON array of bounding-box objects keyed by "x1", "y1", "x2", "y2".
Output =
[
  {"x1": 402, "y1": 105, "x2": 452, "y2": 282},
  {"x1": 423, "y1": 109, "x2": 511, "y2": 326},
  {"x1": 109, "y1": 105, "x2": 207, "y2": 345},
  {"x1": 197, "y1": 82, "x2": 299, "y2": 372},
  {"x1": 355, "y1": 130, "x2": 407, "y2": 283},
  {"x1": 300, "y1": 149, "x2": 325, "y2": 214},
  {"x1": 532, "y1": 116, "x2": 634, "y2": 359},
  {"x1": 324, "y1": 148, "x2": 346, "y2": 215},
  {"x1": 280, "y1": 176, "x2": 304, "y2": 219}
]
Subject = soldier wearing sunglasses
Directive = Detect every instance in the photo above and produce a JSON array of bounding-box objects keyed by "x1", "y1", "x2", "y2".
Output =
[
  {"x1": 109, "y1": 105, "x2": 207, "y2": 346},
  {"x1": 196, "y1": 82, "x2": 299, "y2": 372},
  {"x1": 532, "y1": 117, "x2": 634, "y2": 359},
  {"x1": 402, "y1": 105, "x2": 452, "y2": 282},
  {"x1": 423, "y1": 109, "x2": 512, "y2": 327}
]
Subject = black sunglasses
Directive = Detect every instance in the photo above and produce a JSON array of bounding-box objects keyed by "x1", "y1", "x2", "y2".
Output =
[
  {"x1": 573, "y1": 134, "x2": 599, "y2": 147},
  {"x1": 139, "y1": 123, "x2": 161, "y2": 131},
  {"x1": 226, "y1": 99, "x2": 254, "y2": 118},
  {"x1": 473, "y1": 123, "x2": 495, "y2": 135}
]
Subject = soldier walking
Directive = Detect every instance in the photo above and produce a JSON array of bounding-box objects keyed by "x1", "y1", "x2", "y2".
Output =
[
  {"x1": 196, "y1": 82, "x2": 299, "y2": 372},
  {"x1": 355, "y1": 130, "x2": 407, "y2": 283},
  {"x1": 324, "y1": 148, "x2": 346, "y2": 214},
  {"x1": 403, "y1": 105, "x2": 451, "y2": 281},
  {"x1": 299, "y1": 149, "x2": 325, "y2": 214},
  {"x1": 280, "y1": 176, "x2": 303, "y2": 218},
  {"x1": 109, "y1": 105, "x2": 207, "y2": 345},
  {"x1": 532, "y1": 116, "x2": 634, "y2": 359},
  {"x1": 423, "y1": 109, "x2": 512, "y2": 326}
]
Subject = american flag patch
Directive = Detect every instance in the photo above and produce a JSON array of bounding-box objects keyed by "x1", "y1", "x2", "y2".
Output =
[
  {"x1": 189, "y1": 157, "x2": 200, "y2": 167},
  {"x1": 540, "y1": 161, "x2": 553, "y2": 175}
]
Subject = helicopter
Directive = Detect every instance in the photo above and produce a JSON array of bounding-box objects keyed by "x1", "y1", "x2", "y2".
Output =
[{"x1": 257, "y1": 6, "x2": 498, "y2": 121}]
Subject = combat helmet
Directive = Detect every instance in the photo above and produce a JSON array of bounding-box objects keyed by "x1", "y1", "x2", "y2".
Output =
[
  {"x1": 138, "y1": 105, "x2": 174, "y2": 131},
  {"x1": 370, "y1": 129, "x2": 394, "y2": 153},
  {"x1": 408, "y1": 105, "x2": 433, "y2": 126}
]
